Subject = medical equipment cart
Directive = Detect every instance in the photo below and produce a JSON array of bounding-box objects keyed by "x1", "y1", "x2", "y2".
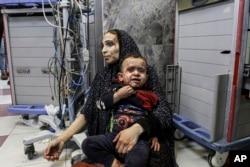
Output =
[{"x1": 168, "y1": 1, "x2": 250, "y2": 166}]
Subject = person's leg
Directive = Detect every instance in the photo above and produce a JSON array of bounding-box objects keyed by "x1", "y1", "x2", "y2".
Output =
[
  {"x1": 4, "y1": 55, "x2": 7, "y2": 73},
  {"x1": 0, "y1": 34, "x2": 7, "y2": 80},
  {"x1": 0, "y1": 52, "x2": 7, "y2": 80},
  {"x1": 124, "y1": 140, "x2": 150, "y2": 167},
  {"x1": 82, "y1": 133, "x2": 120, "y2": 167},
  {"x1": 0, "y1": 52, "x2": 5, "y2": 72}
]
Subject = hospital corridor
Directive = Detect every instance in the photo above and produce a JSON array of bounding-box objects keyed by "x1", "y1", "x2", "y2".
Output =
[{"x1": 0, "y1": 0, "x2": 250, "y2": 167}]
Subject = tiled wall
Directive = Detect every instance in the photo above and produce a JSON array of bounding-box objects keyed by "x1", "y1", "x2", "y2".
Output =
[{"x1": 102, "y1": 0, "x2": 176, "y2": 94}]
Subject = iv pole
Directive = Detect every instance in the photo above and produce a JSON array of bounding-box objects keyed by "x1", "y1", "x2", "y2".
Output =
[
  {"x1": 58, "y1": 0, "x2": 90, "y2": 126},
  {"x1": 59, "y1": 0, "x2": 75, "y2": 125}
]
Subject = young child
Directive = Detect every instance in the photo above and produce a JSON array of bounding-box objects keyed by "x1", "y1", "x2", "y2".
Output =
[{"x1": 82, "y1": 52, "x2": 161, "y2": 167}]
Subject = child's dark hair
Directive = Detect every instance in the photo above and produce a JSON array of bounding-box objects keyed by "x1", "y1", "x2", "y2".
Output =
[{"x1": 118, "y1": 52, "x2": 148, "y2": 72}]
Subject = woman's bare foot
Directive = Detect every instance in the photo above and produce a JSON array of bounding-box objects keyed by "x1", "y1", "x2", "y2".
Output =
[{"x1": 111, "y1": 159, "x2": 124, "y2": 167}]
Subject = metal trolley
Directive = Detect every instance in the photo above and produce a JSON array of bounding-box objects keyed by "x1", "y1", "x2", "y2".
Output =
[
  {"x1": 173, "y1": 113, "x2": 250, "y2": 167},
  {"x1": 170, "y1": 1, "x2": 250, "y2": 166}
]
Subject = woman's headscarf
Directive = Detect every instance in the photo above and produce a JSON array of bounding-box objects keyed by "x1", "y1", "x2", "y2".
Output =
[
  {"x1": 81, "y1": 29, "x2": 176, "y2": 167},
  {"x1": 81, "y1": 29, "x2": 142, "y2": 134}
]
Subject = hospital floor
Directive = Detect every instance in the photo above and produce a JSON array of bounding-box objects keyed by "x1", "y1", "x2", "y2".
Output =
[{"x1": 0, "y1": 78, "x2": 212, "y2": 167}]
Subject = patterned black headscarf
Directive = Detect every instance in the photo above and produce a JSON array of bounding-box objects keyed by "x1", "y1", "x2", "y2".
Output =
[
  {"x1": 81, "y1": 29, "x2": 176, "y2": 167},
  {"x1": 82, "y1": 29, "x2": 142, "y2": 133}
]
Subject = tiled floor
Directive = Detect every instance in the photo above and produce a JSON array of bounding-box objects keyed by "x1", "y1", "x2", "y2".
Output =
[{"x1": 0, "y1": 77, "x2": 213, "y2": 167}]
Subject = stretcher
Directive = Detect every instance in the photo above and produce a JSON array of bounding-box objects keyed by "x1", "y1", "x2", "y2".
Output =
[
  {"x1": 0, "y1": 0, "x2": 57, "y2": 7},
  {"x1": 8, "y1": 105, "x2": 47, "y2": 115},
  {"x1": 173, "y1": 113, "x2": 250, "y2": 167}
]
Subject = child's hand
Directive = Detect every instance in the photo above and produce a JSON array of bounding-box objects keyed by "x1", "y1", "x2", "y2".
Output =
[
  {"x1": 113, "y1": 85, "x2": 135, "y2": 104},
  {"x1": 150, "y1": 137, "x2": 160, "y2": 152},
  {"x1": 116, "y1": 85, "x2": 135, "y2": 99}
]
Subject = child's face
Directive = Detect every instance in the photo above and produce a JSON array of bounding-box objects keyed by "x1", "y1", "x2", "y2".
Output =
[
  {"x1": 101, "y1": 32, "x2": 120, "y2": 64},
  {"x1": 118, "y1": 57, "x2": 148, "y2": 88}
]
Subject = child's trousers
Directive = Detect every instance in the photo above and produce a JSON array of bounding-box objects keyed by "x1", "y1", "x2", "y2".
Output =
[{"x1": 82, "y1": 132, "x2": 150, "y2": 167}]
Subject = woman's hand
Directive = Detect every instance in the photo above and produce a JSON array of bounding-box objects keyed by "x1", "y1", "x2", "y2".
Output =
[
  {"x1": 150, "y1": 137, "x2": 160, "y2": 152},
  {"x1": 43, "y1": 114, "x2": 86, "y2": 161},
  {"x1": 43, "y1": 138, "x2": 65, "y2": 161},
  {"x1": 113, "y1": 123, "x2": 143, "y2": 154}
]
